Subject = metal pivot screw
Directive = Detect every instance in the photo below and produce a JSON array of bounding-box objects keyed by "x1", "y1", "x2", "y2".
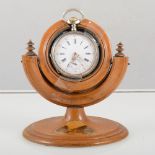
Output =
[
  {"x1": 115, "y1": 42, "x2": 125, "y2": 57},
  {"x1": 26, "y1": 40, "x2": 36, "y2": 56}
]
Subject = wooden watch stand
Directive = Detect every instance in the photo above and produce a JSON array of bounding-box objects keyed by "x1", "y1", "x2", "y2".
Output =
[{"x1": 22, "y1": 19, "x2": 129, "y2": 147}]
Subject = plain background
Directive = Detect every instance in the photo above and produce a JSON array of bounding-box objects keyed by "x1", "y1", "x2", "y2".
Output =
[{"x1": 0, "y1": 0, "x2": 155, "y2": 90}]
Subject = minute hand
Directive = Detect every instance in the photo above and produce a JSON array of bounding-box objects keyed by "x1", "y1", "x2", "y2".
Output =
[{"x1": 76, "y1": 55, "x2": 86, "y2": 70}]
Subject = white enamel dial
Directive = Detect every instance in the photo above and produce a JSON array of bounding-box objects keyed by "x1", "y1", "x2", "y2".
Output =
[{"x1": 50, "y1": 31, "x2": 99, "y2": 79}]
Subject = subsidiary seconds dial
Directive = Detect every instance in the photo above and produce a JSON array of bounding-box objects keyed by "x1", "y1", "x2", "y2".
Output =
[{"x1": 50, "y1": 31, "x2": 99, "y2": 79}]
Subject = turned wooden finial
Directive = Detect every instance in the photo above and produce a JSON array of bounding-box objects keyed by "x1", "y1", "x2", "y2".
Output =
[
  {"x1": 115, "y1": 42, "x2": 125, "y2": 57},
  {"x1": 26, "y1": 40, "x2": 36, "y2": 56}
]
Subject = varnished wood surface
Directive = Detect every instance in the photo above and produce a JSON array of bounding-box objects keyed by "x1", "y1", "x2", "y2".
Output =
[
  {"x1": 22, "y1": 18, "x2": 129, "y2": 146},
  {"x1": 22, "y1": 55, "x2": 128, "y2": 107},
  {"x1": 38, "y1": 19, "x2": 112, "y2": 93},
  {"x1": 23, "y1": 107, "x2": 128, "y2": 147}
]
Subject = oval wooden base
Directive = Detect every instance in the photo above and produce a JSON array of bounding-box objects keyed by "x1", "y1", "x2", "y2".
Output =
[{"x1": 23, "y1": 112, "x2": 128, "y2": 147}]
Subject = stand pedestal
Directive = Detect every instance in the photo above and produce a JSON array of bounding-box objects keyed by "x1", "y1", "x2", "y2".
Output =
[{"x1": 23, "y1": 107, "x2": 128, "y2": 146}]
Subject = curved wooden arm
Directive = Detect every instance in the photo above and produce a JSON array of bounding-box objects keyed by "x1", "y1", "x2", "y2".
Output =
[
  {"x1": 87, "y1": 56, "x2": 128, "y2": 105},
  {"x1": 22, "y1": 55, "x2": 128, "y2": 107},
  {"x1": 22, "y1": 55, "x2": 66, "y2": 106}
]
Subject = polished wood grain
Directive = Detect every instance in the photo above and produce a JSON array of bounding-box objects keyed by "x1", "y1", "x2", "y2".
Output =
[
  {"x1": 22, "y1": 18, "x2": 129, "y2": 146},
  {"x1": 38, "y1": 19, "x2": 112, "y2": 93},
  {"x1": 22, "y1": 55, "x2": 128, "y2": 107},
  {"x1": 23, "y1": 107, "x2": 128, "y2": 146}
]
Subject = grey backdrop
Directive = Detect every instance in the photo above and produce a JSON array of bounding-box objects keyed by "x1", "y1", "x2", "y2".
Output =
[{"x1": 0, "y1": 0, "x2": 155, "y2": 90}]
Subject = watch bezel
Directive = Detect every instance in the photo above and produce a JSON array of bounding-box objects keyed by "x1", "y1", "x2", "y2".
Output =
[{"x1": 50, "y1": 31, "x2": 100, "y2": 80}]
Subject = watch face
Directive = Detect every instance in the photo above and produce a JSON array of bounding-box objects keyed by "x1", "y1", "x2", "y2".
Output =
[{"x1": 50, "y1": 31, "x2": 99, "y2": 79}]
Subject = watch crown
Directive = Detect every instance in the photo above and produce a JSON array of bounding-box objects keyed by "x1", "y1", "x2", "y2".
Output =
[
  {"x1": 67, "y1": 17, "x2": 80, "y2": 31},
  {"x1": 67, "y1": 17, "x2": 80, "y2": 25}
]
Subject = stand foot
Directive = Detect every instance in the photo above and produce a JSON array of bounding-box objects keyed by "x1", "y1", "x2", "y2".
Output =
[{"x1": 23, "y1": 108, "x2": 128, "y2": 147}]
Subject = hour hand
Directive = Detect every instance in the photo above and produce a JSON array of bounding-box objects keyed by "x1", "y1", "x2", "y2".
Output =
[
  {"x1": 67, "y1": 52, "x2": 77, "y2": 67},
  {"x1": 67, "y1": 62, "x2": 77, "y2": 68}
]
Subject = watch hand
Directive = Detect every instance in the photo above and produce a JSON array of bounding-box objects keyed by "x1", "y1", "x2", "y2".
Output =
[
  {"x1": 67, "y1": 52, "x2": 77, "y2": 67},
  {"x1": 67, "y1": 61, "x2": 77, "y2": 68},
  {"x1": 76, "y1": 55, "x2": 86, "y2": 70}
]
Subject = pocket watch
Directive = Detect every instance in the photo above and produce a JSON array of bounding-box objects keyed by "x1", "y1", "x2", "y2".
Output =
[
  {"x1": 22, "y1": 9, "x2": 129, "y2": 147},
  {"x1": 50, "y1": 30, "x2": 99, "y2": 79},
  {"x1": 50, "y1": 10, "x2": 100, "y2": 80}
]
